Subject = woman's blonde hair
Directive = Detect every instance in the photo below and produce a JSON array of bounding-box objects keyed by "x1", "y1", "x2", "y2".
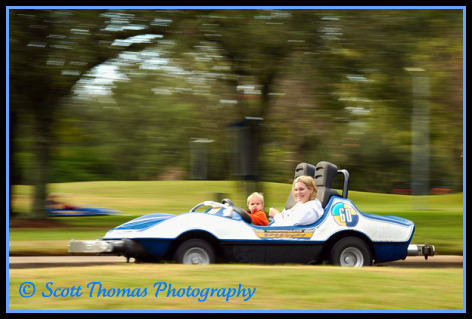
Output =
[{"x1": 292, "y1": 176, "x2": 318, "y2": 201}]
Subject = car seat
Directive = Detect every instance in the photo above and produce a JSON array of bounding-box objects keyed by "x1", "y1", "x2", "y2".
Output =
[
  {"x1": 284, "y1": 161, "x2": 346, "y2": 210},
  {"x1": 284, "y1": 162, "x2": 316, "y2": 210},
  {"x1": 314, "y1": 161, "x2": 341, "y2": 208}
]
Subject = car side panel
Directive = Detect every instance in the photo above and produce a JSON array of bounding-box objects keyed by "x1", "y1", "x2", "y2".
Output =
[
  {"x1": 103, "y1": 197, "x2": 415, "y2": 263},
  {"x1": 220, "y1": 241, "x2": 324, "y2": 264}
]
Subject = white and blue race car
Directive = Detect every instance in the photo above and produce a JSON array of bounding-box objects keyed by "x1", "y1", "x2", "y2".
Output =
[{"x1": 68, "y1": 161, "x2": 434, "y2": 267}]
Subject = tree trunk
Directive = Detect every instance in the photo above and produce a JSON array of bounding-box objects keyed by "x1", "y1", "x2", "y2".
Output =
[{"x1": 30, "y1": 111, "x2": 53, "y2": 220}]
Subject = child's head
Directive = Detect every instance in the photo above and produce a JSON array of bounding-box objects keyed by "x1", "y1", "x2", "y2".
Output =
[{"x1": 247, "y1": 192, "x2": 264, "y2": 213}]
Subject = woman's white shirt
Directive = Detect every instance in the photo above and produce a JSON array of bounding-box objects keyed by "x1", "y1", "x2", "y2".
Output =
[{"x1": 271, "y1": 199, "x2": 323, "y2": 226}]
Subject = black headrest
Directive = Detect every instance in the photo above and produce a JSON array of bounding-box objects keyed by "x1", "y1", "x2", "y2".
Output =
[
  {"x1": 315, "y1": 161, "x2": 338, "y2": 188},
  {"x1": 294, "y1": 162, "x2": 316, "y2": 179}
]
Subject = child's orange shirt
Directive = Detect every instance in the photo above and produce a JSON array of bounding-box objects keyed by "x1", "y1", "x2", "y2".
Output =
[{"x1": 248, "y1": 210, "x2": 269, "y2": 226}]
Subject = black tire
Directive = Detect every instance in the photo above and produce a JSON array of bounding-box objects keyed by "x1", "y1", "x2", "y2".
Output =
[
  {"x1": 330, "y1": 237, "x2": 373, "y2": 267},
  {"x1": 174, "y1": 239, "x2": 215, "y2": 265}
]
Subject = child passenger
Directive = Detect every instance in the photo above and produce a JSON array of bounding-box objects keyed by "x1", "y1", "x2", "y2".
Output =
[{"x1": 246, "y1": 192, "x2": 269, "y2": 226}]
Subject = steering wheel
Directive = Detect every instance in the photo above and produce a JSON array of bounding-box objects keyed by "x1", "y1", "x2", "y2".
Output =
[
  {"x1": 221, "y1": 198, "x2": 253, "y2": 224},
  {"x1": 190, "y1": 200, "x2": 253, "y2": 224}
]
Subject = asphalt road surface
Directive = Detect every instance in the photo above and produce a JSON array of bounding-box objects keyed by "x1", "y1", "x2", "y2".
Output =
[{"x1": 8, "y1": 255, "x2": 463, "y2": 269}]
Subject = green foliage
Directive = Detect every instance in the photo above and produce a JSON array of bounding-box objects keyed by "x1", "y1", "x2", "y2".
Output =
[{"x1": 9, "y1": 9, "x2": 463, "y2": 218}]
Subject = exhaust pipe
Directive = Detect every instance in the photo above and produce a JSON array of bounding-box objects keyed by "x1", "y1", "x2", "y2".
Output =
[{"x1": 407, "y1": 243, "x2": 435, "y2": 260}]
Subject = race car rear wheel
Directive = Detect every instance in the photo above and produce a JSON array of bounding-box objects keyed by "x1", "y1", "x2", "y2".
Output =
[
  {"x1": 330, "y1": 237, "x2": 372, "y2": 267},
  {"x1": 174, "y1": 239, "x2": 215, "y2": 265}
]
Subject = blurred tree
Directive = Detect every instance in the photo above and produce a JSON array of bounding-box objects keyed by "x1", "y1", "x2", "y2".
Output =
[
  {"x1": 9, "y1": 9, "x2": 183, "y2": 218},
  {"x1": 10, "y1": 9, "x2": 463, "y2": 218}
]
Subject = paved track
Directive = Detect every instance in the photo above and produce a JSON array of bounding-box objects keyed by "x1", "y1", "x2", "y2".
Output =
[{"x1": 8, "y1": 255, "x2": 463, "y2": 269}]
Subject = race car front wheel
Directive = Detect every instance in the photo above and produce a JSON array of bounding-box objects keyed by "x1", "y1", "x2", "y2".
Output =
[
  {"x1": 174, "y1": 239, "x2": 215, "y2": 265},
  {"x1": 330, "y1": 237, "x2": 373, "y2": 267}
]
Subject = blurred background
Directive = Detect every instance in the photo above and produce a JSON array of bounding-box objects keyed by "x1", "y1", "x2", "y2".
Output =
[{"x1": 9, "y1": 9, "x2": 463, "y2": 218}]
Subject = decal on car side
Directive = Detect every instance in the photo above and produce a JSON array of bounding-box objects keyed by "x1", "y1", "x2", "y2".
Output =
[
  {"x1": 252, "y1": 227, "x2": 315, "y2": 239},
  {"x1": 331, "y1": 201, "x2": 359, "y2": 227}
]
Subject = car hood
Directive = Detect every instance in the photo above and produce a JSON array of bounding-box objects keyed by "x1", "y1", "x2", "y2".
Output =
[{"x1": 111, "y1": 213, "x2": 175, "y2": 231}]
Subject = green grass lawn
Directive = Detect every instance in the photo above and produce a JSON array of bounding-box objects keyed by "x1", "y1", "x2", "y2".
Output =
[
  {"x1": 8, "y1": 181, "x2": 464, "y2": 311},
  {"x1": 9, "y1": 181, "x2": 463, "y2": 255},
  {"x1": 9, "y1": 263, "x2": 463, "y2": 311}
]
